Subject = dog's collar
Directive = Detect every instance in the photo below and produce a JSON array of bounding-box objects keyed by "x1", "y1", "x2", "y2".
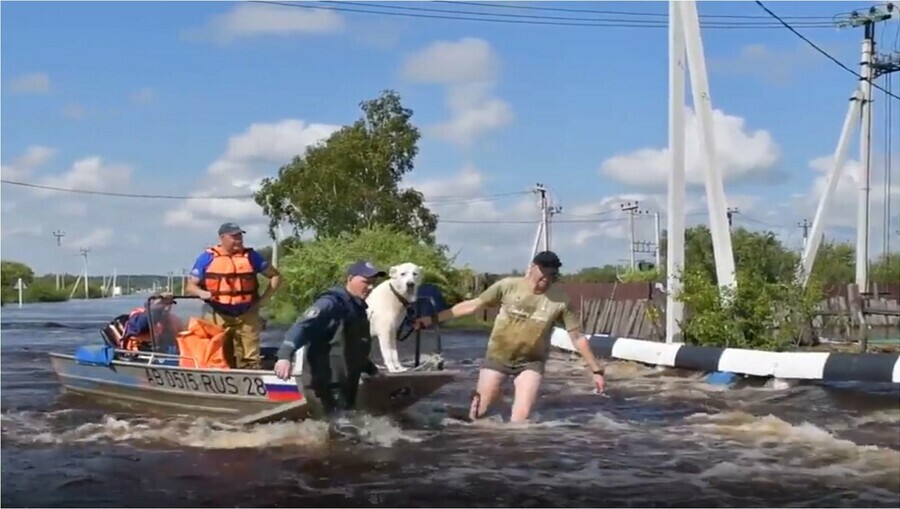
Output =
[{"x1": 389, "y1": 282, "x2": 412, "y2": 308}]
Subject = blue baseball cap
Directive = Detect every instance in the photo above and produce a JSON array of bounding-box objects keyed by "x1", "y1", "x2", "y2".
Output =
[{"x1": 347, "y1": 260, "x2": 386, "y2": 279}]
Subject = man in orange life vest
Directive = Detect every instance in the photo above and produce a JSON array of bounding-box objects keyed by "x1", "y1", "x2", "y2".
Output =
[
  {"x1": 122, "y1": 293, "x2": 183, "y2": 352},
  {"x1": 185, "y1": 222, "x2": 281, "y2": 369}
]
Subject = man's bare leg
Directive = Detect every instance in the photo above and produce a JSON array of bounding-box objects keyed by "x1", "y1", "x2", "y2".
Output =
[
  {"x1": 510, "y1": 369, "x2": 543, "y2": 423},
  {"x1": 469, "y1": 368, "x2": 505, "y2": 420}
]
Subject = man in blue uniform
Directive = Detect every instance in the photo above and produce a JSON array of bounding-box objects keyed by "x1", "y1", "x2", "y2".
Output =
[{"x1": 273, "y1": 260, "x2": 386, "y2": 414}]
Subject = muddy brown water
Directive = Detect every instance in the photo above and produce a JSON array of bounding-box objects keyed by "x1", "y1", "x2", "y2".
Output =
[{"x1": 2, "y1": 296, "x2": 899, "y2": 507}]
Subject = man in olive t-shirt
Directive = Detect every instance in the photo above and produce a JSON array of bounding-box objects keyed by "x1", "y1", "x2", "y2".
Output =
[{"x1": 416, "y1": 251, "x2": 607, "y2": 422}]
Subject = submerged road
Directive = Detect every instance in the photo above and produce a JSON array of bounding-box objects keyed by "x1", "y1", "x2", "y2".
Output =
[{"x1": 2, "y1": 296, "x2": 898, "y2": 507}]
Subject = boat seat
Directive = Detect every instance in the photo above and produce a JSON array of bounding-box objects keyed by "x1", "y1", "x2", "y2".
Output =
[{"x1": 101, "y1": 314, "x2": 130, "y2": 348}]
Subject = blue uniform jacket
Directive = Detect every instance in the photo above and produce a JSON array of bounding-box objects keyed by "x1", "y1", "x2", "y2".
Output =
[{"x1": 277, "y1": 286, "x2": 369, "y2": 361}]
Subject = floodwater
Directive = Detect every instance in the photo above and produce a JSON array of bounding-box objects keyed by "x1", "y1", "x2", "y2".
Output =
[{"x1": 2, "y1": 296, "x2": 899, "y2": 507}]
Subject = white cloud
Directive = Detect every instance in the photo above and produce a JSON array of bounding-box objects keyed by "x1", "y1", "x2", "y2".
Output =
[
  {"x1": 37, "y1": 156, "x2": 132, "y2": 196},
  {"x1": 1, "y1": 145, "x2": 57, "y2": 180},
  {"x1": 804, "y1": 154, "x2": 900, "y2": 234},
  {"x1": 164, "y1": 119, "x2": 340, "y2": 229},
  {"x1": 8, "y1": 73, "x2": 50, "y2": 94},
  {"x1": 68, "y1": 228, "x2": 115, "y2": 251},
  {"x1": 129, "y1": 87, "x2": 155, "y2": 104},
  {"x1": 183, "y1": 3, "x2": 344, "y2": 44},
  {"x1": 403, "y1": 38, "x2": 512, "y2": 148},
  {"x1": 599, "y1": 107, "x2": 780, "y2": 188}
]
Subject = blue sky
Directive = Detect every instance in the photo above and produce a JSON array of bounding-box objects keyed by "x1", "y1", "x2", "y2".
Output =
[{"x1": 2, "y1": 0, "x2": 899, "y2": 277}]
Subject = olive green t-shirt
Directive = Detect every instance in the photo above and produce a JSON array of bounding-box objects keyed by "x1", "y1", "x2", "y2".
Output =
[{"x1": 477, "y1": 277, "x2": 581, "y2": 365}]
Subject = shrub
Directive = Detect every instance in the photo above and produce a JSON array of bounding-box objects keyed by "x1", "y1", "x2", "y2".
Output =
[{"x1": 265, "y1": 225, "x2": 464, "y2": 325}]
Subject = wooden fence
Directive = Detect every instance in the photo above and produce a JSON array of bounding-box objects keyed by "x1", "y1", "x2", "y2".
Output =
[{"x1": 473, "y1": 280, "x2": 900, "y2": 346}]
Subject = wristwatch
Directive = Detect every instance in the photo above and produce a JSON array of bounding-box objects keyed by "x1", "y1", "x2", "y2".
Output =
[{"x1": 592, "y1": 367, "x2": 605, "y2": 376}]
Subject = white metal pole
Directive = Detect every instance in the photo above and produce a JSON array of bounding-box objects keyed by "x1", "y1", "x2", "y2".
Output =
[
  {"x1": 17, "y1": 278, "x2": 23, "y2": 308},
  {"x1": 855, "y1": 27, "x2": 875, "y2": 291},
  {"x1": 666, "y1": 0, "x2": 686, "y2": 344},
  {"x1": 654, "y1": 211, "x2": 662, "y2": 269},
  {"x1": 799, "y1": 91, "x2": 862, "y2": 286},
  {"x1": 679, "y1": 0, "x2": 736, "y2": 292}
]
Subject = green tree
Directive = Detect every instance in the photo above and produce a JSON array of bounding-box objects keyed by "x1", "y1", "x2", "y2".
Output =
[
  {"x1": 265, "y1": 225, "x2": 463, "y2": 325},
  {"x1": 560, "y1": 265, "x2": 620, "y2": 283},
  {"x1": 255, "y1": 90, "x2": 438, "y2": 244},
  {"x1": 809, "y1": 241, "x2": 855, "y2": 286},
  {"x1": 1, "y1": 260, "x2": 35, "y2": 288},
  {"x1": 870, "y1": 252, "x2": 900, "y2": 285}
]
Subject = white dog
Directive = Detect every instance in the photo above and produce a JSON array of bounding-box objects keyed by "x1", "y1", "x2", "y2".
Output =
[{"x1": 366, "y1": 262, "x2": 423, "y2": 373}]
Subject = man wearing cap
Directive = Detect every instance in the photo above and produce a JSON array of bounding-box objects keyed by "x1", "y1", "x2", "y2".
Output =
[
  {"x1": 273, "y1": 260, "x2": 385, "y2": 414},
  {"x1": 416, "y1": 250, "x2": 607, "y2": 423},
  {"x1": 185, "y1": 222, "x2": 281, "y2": 369}
]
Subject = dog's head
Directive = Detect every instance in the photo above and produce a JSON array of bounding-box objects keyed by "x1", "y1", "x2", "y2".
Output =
[{"x1": 389, "y1": 262, "x2": 423, "y2": 299}]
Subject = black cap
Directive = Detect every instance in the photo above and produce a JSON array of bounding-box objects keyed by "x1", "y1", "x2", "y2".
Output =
[
  {"x1": 218, "y1": 222, "x2": 246, "y2": 236},
  {"x1": 346, "y1": 260, "x2": 387, "y2": 278},
  {"x1": 532, "y1": 250, "x2": 562, "y2": 269}
]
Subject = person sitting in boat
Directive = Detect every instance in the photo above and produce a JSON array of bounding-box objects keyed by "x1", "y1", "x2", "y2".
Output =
[
  {"x1": 273, "y1": 261, "x2": 384, "y2": 414},
  {"x1": 121, "y1": 293, "x2": 183, "y2": 353}
]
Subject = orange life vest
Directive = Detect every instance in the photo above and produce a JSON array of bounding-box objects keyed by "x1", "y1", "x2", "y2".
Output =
[
  {"x1": 123, "y1": 307, "x2": 182, "y2": 351},
  {"x1": 175, "y1": 317, "x2": 230, "y2": 369},
  {"x1": 203, "y1": 246, "x2": 259, "y2": 306}
]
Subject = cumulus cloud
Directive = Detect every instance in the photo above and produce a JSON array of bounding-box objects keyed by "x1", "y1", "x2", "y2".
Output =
[
  {"x1": 68, "y1": 228, "x2": 115, "y2": 251},
  {"x1": 36, "y1": 156, "x2": 132, "y2": 196},
  {"x1": 403, "y1": 165, "x2": 540, "y2": 270},
  {"x1": 599, "y1": 107, "x2": 780, "y2": 188},
  {"x1": 1, "y1": 145, "x2": 56, "y2": 179},
  {"x1": 164, "y1": 119, "x2": 340, "y2": 229},
  {"x1": 402, "y1": 38, "x2": 513, "y2": 148},
  {"x1": 7, "y1": 73, "x2": 50, "y2": 94},
  {"x1": 183, "y1": 3, "x2": 344, "y2": 44}
]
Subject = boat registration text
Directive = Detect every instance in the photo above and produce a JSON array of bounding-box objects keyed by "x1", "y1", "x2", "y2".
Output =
[{"x1": 144, "y1": 367, "x2": 267, "y2": 397}]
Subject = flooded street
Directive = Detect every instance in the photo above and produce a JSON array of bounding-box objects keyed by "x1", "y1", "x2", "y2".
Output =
[{"x1": 2, "y1": 296, "x2": 899, "y2": 507}]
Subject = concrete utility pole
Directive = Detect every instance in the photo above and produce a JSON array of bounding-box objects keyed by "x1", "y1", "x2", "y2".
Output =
[
  {"x1": 620, "y1": 201, "x2": 640, "y2": 270},
  {"x1": 52, "y1": 230, "x2": 65, "y2": 290},
  {"x1": 79, "y1": 248, "x2": 90, "y2": 299},
  {"x1": 529, "y1": 183, "x2": 562, "y2": 267},
  {"x1": 835, "y1": 3, "x2": 897, "y2": 292},
  {"x1": 667, "y1": 0, "x2": 687, "y2": 344},
  {"x1": 654, "y1": 211, "x2": 662, "y2": 269},
  {"x1": 797, "y1": 219, "x2": 811, "y2": 249}
]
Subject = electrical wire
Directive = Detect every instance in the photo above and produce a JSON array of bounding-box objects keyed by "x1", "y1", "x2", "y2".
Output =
[
  {"x1": 0, "y1": 179, "x2": 256, "y2": 200},
  {"x1": 435, "y1": 0, "x2": 837, "y2": 20},
  {"x1": 755, "y1": 0, "x2": 900, "y2": 101},
  {"x1": 317, "y1": 0, "x2": 835, "y2": 27},
  {"x1": 252, "y1": 1, "x2": 836, "y2": 29}
]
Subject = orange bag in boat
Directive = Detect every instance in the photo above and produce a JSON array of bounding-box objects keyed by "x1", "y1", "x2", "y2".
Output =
[{"x1": 175, "y1": 317, "x2": 230, "y2": 369}]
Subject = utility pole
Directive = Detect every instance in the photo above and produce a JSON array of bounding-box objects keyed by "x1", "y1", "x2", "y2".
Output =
[
  {"x1": 654, "y1": 211, "x2": 662, "y2": 268},
  {"x1": 79, "y1": 248, "x2": 90, "y2": 300},
  {"x1": 797, "y1": 219, "x2": 811, "y2": 249},
  {"x1": 620, "y1": 201, "x2": 640, "y2": 270},
  {"x1": 52, "y1": 230, "x2": 65, "y2": 290},
  {"x1": 726, "y1": 207, "x2": 740, "y2": 230},
  {"x1": 528, "y1": 183, "x2": 563, "y2": 270},
  {"x1": 835, "y1": 4, "x2": 896, "y2": 292}
]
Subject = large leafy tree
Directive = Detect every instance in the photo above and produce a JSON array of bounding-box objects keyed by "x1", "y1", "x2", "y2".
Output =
[{"x1": 255, "y1": 90, "x2": 438, "y2": 243}]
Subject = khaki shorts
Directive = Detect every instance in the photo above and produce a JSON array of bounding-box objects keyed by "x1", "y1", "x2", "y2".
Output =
[{"x1": 482, "y1": 357, "x2": 545, "y2": 377}]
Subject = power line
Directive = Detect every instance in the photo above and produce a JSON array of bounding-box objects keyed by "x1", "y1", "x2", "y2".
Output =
[
  {"x1": 319, "y1": 0, "x2": 835, "y2": 27},
  {"x1": 754, "y1": 1, "x2": 900, "y2": 101},
  {"x1": 1, "y1": 177, "x2": 535, "y2": 204},
  {"x1": 436, "y1": 0, "x2": 838, "y2": 20},
  {"x1": 0, "y1": 179, "x2": 255, "y2": 200},
  {"x1": 253, "y1": 1, "x2": 836, "y2": 29}
]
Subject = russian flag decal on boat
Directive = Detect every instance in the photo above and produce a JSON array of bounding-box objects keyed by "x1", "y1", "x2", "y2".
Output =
[{"x1": 261, "y1": 375, "x2": 304, "y2": 402}]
